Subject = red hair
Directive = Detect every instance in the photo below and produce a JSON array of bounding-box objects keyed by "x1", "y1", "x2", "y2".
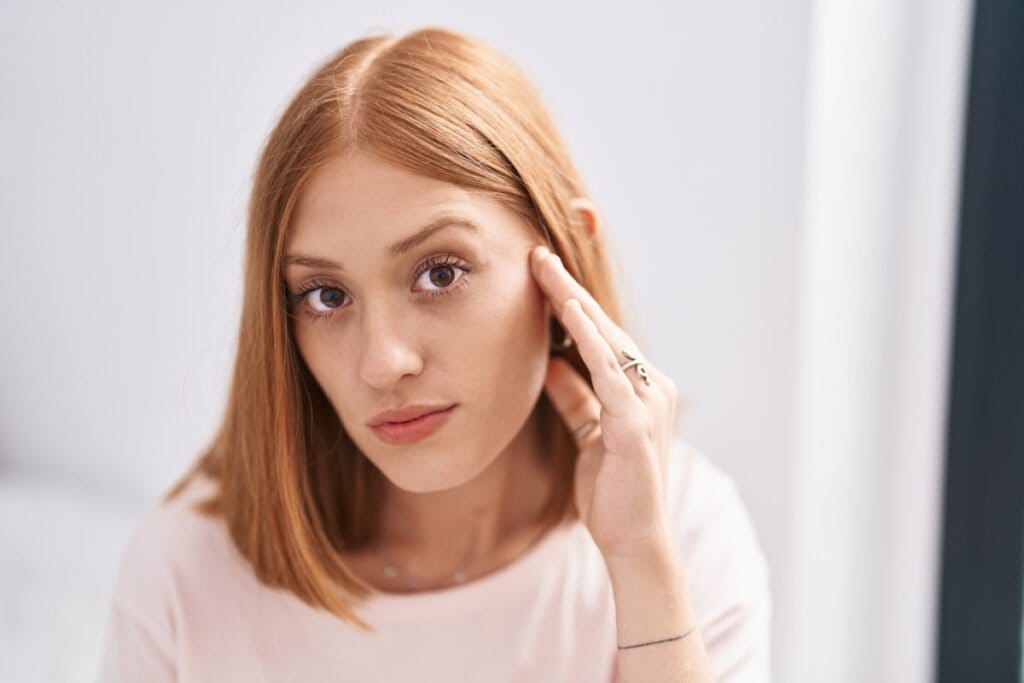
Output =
[{"x1": 165, "y1": 26, "x2": 625, "y2": 632}]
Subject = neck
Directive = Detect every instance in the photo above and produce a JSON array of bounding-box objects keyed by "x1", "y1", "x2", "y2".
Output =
[{"x1": 374, "y1": 410, "x2": 552, "y2": 573}]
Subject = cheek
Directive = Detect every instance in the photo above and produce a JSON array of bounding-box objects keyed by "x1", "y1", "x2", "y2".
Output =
[
  {"x1": 290, "y1": 322, "x2": 351, "y2": 407},
  {"x1": 292, "y1": 322, "x2": 330, "y2": 375},
  {"x1": 456, "y1": 270, "x2": 549, "y2": 390}
]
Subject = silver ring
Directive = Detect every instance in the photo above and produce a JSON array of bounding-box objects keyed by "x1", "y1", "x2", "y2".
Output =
[
  {"x1": 619, "y1": 349, "x2": 651, "y2": 386},
  {"x1": 574, "y1": 418, "x2": 599, "y2": 441}
]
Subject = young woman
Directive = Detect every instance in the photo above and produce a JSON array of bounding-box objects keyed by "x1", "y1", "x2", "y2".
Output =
[{"x1": 97, "y1": 26, "x2": 770, "y2": 682}]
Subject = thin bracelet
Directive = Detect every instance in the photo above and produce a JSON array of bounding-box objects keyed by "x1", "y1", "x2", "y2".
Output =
[{"x1": 617, "y1": 624, "x2": 697, "y2": 650}]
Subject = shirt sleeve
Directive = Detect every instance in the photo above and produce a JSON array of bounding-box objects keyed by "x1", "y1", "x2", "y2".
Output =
[
  {"x1": 95, "y1": 596, "x2": 177, "y2": 683},
  {"x1": 94, "y1": 507, "x2": 181, "y2": 683},
  {"x1": 668, "y1": 439, "x2": 773, "y2": 683}
]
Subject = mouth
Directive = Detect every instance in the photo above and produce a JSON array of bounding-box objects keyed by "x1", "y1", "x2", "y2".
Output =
[{"x1": 369, "y1": 405, "x2": 458, "y2": 445}]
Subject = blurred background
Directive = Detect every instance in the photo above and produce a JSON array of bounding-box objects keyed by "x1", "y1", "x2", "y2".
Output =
[{"x1": 2, "y1": 1, "x2": 1021, "y2": 682}]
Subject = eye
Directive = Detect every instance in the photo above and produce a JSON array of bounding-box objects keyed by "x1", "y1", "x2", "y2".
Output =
[
  {"x1": 306, "y1": 286, "x2": 348, "y2": 313},
  {"x1": 285, "y1": 253, "x2": 473, "y2": 323},
  {"x1": 412, "y1": 254, "x2": 471, "y2": 296},
  {"x1": 286, "y1": 280, "x2": 350, "y2": 321}
]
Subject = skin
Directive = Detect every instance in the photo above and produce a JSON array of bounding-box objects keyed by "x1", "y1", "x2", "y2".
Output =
[{"x1": 283, "y1": 147, "x2": 597, "y2": 588}]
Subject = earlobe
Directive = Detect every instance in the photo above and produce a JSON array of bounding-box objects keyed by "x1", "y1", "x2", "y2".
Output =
[{"x1": 569, "y1": 197, "x2": 599, "y2": 238}]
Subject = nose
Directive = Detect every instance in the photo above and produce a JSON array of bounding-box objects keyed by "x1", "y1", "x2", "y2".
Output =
[{"x1": 357, "y1": 309, "x2": 424, "y2": 389}]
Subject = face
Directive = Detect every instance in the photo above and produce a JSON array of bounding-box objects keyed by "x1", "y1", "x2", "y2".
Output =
[{"x1": 283, "y1": 148, "x2": 551, "y2": 493}]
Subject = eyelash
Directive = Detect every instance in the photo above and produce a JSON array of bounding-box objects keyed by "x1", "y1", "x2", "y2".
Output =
[{"x1": 286, "y1": 253, "x2": 472, "y2": 322}]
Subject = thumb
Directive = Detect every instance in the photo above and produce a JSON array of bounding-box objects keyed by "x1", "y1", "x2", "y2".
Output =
[{"x1": 543, "y1": 356, "x2": 601, "y2": 443}]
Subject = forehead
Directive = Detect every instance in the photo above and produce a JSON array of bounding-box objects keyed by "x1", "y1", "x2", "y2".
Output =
[{"x1": 288, "y1": 149, "x2": 532, "y2": 250}]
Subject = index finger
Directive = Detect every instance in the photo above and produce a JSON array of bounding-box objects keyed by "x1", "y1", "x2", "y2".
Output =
[{"x1": 530, "y1": 245, "x2": 638, "y2": 358}]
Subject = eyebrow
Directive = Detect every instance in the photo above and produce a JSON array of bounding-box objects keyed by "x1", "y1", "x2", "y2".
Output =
[{"x1": 285, "y1": 214, "x2": 480, "y2": 271}]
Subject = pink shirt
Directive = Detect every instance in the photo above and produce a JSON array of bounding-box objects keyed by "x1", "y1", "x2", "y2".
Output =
[{"x1": 96, "y1": 437, "x2": 771, "y2": 682}]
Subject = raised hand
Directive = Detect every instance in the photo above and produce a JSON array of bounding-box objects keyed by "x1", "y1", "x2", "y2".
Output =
[{"x1": 530, "y1": 245, "x2": 680, "y2": 562}]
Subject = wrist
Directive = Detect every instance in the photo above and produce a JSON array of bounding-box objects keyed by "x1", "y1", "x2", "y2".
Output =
[{"x1": 602, "y1": 529, "x2": 680, "y2": 581}]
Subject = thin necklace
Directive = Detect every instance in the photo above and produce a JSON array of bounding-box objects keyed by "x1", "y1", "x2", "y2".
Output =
[
  {"x1": 371, "y1": 533, "x2": 479, "y2": 590},
  {"x1": 371, "y1": 520, "x2": 556, "y2": 591}
]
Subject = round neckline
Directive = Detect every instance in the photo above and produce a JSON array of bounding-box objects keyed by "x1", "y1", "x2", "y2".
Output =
[{"x1": 350, "y1": 516, "x2": 582, "y2": 622}]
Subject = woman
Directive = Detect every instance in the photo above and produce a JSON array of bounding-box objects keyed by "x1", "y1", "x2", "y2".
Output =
[{"x1": 97, "y1": 26, "x2": 770, "y2": 682}]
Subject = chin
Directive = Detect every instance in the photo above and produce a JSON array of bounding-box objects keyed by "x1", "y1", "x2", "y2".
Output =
[{"x1": 368, "y1": 435, "x2": 498, "y2": 493}]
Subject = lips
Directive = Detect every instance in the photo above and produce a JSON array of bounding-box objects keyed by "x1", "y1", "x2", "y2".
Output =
[
  {"x1": 367, "y1": 403, "x2": 457, "y2": 427},
  {"x1": 368, "y1": 404, "x2": 457, "y2": 445}
]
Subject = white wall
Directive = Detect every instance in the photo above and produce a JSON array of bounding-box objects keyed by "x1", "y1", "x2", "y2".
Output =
[
  {"x1": 785, "y1": 1, "x2": 971, "y2": 681},
  {"x1": 0, "y1": 1, "x2": 969, "y2": 681}
]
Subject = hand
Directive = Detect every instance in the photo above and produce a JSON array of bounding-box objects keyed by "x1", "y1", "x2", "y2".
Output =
[{"x1": 530, "y1": 245, "x2": 680, "y2": 562}]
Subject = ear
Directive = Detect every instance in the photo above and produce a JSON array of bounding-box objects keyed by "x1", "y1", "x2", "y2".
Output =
[{"x1": 569, "y1": 197, "x2": 600, "y2": 238}]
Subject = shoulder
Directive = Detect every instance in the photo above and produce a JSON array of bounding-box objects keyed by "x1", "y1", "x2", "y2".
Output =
[
  {"x1": 664, "y1": 436, "x2": 772, "y2": 680},
  {"x1": 98, "y1": 474, "x2": 233, "y2": 681},
  {"x1": 109, "y1": 473, "x2": 231, "y2": 628}
]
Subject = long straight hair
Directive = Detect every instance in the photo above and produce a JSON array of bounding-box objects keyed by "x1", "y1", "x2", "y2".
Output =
[{"x1": 164, "y1": 26, "x2": 625, "y2": 632}]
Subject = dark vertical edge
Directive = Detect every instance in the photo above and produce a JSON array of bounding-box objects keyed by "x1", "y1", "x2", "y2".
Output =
[{"x1": 937, "y1": 1, "x2": 1024, "y2": 682}]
